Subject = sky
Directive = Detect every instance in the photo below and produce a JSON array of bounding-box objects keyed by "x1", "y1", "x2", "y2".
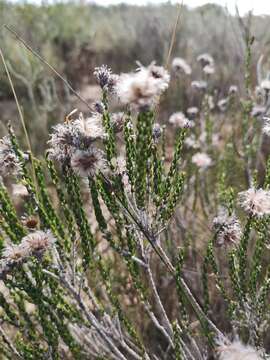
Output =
[{"x1": 88, "y1": 0, "x2": 270, "y2": 15}]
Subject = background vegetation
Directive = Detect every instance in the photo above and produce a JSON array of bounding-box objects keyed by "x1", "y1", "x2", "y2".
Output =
[{"x1": 1, "y1": 1, "x2": 270, "y2": 154}]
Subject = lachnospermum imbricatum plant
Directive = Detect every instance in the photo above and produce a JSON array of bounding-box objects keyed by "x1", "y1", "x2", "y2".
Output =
[{"x1": 1, "y1": 48, "x2": 270, "y2": 359}]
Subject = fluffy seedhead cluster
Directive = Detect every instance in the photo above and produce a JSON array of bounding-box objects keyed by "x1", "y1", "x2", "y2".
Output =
[
  {"x1": 48, "y1": 112, "x2": 107, "y2": 177},
  {"x1": 0, "y1": 230, "x2": 55, "y2": 279}
]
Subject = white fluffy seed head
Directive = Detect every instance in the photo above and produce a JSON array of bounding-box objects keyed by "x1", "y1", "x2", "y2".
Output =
[
  {"x1": 73, "y1": 112, "x2": 106, "y2": 141},
  {"x1": 171, "y1": 57, "x2": 192, "y2": 75},
  {"x1": 197, "y1": 53, "x2": 214, "y2": 67},
  {"x1": 2, "y1": 244, "x2": 29, "y2": 264},
  {"x1": 48, "y1": 113, "x2": 106, "y2": 162},
  {"x1": 203, "y1": 64, "x2": 215, "y2": 75},
  {"x1": 191, "y1": 80, "x2": 208, "y2": 90},
  {"x1": 213, "y1": 208, "x2": 242, "y2": 247},
  {"x1": 238, "y1": 188, "x2": 270, "y2": 217},
  {"x1": 111, "y1": 112, "x2": 126, "y2": 133},
  {"x1": 169, "y1": 112, "x2": 192, "y2": 128},
  {"x1": 187, "y1": 107, "x2": 199, "y2": 119},
  {"x1": 116, "y1": 62, "x2": 170, "y2": 109},
  {"x1": 0, "y1": 231, "x2": 55, "y2": 278},
  {"x1": 228, "y1": 85, "x2": 238, "y2": 95},
  {"x1": 20, "y1": 230, "x2": 56, "y2": 255},
  {"x1": 218, "y1": 98, "x2": 229, "y2": 112},
  {"x1": 192, "y1": 152, "x2": 212, "y2": 169},
  {"x1": 71, "y1": 147, "x2": 107, "y2": 178}
]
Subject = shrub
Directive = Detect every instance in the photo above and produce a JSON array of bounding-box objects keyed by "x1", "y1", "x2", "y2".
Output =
[{"x1": 1, "y1": 26, "x2": 270, "y2": 360}]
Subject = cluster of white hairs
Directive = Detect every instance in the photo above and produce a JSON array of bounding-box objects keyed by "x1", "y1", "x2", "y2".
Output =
[
  {"x1": 169, "y1": 111, "x2": 193, "y2": 128},
  {"x1": 238, "y1": 188, "x2": 270, "y2": 217},
  {"x1": 171, "y1": 52, "x2": 215, "y2": 77},
  {"x1": 48, "y1": 112, "x2": 105, "y2": 158},
  {"x1": 197, "y1": 53, "x2": 215, "y2": 74},
  {"x1": 115, "y1": 61, "x2": 170, "y2": 109},
  {"x1": 170, "y1": 52, "x2": 240, "y2": 125},
  {"x1": 70, "y1": 147, "x2": 108, "y2": 178},
  {"x1": 191, "y1": 152, "x2": 212, "y2": 169},
  {"x1": 172, "y1": 57, "x2": 192, "y2": 75},
  {"x1": 0, "y1": 231, "x2": 55, "y2": 277},
  {"x1": 213, "y1": 208, "x2": 242, "y2": 247},
  {"x1": 110, "y1": 112, "x2": 126, "y2": 133},
  {"x1": 48, "y1": 111, "x2": 108, "y2": 177},
  {"x1": 0, "y1": 136, "x2": 22, "y2": 177}
]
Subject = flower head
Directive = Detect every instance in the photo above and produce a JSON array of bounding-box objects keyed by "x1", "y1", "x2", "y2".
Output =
[
  {"x1": 213, "y1": 208, "x2": 242, "y2": 247},
  {"x1": 2, "y1": 244, "x2": 28, "y2": 264},
  {"x1": 171, "y1": 57, "x2": 192, "y2": 75},
  {"x1": 238, "y1": 188, "x2": 270, "y2": 217},
  {"x1": 73, "y1": 113, "x2": 106, "y2": 142},
  {"x1": 203, "y1": 64, "x2": 215, "y2": 75},
  {"x1": 169, "y1": 112, "x2": 191, "y2": 128},
  {"x1": 192, "y1": 152, "x2": 212, "y2": 169},
  {"x1": 71, "y1": 147, "x2": 107, "y2": 178},
  {"x1": 0, "y1": 230, "x2": 54, "y2": 278},
  {"x1": 197, "y1": 53, "x2": 214, "y2": 67},
  {"x1": 116, "y1": 62, "x2": 170, "y2": 109},
  {"x1": 0, "y1": 136, "x2": 22, "y2": 177},
  {"x1": 218, "y1": 98, "x2": 229, "y2": 112},
  {"x1": 191, "y1": 80, "x2": 207, "y2": 91},
  {"x1": 93, "y1": 65, "x2": 118, "y2": 92},
  {"x1": 111, "y1": 112, "x2": 126, "y2": 133},
  {"x1": 217, "y1": 339, "x2": 263, "y2": 360},
  {"x1": 20, "y1": 230, "x2": 55, "y2": 256},
  {"x1": 228, "y1": 85, "x2": 238, "y2": 95},
  {"x1": 187, "y1": 107, "x2": 199, "y2": 119},
  {"x1": 48, "y1": 113, "x2": 105, "y2": 162}
]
